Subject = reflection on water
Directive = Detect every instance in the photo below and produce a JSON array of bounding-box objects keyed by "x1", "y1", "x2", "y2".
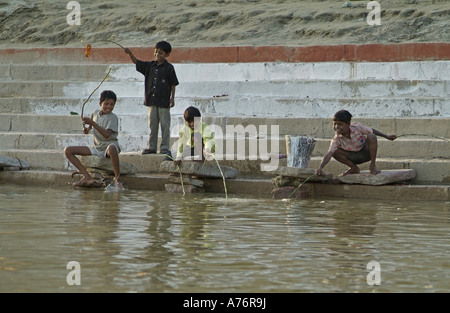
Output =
[{"x1": 0, "y1": 183, "x2": 449, "y2": 292}]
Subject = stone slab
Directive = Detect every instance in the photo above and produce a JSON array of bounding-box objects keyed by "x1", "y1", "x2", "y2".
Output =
[
  {"x1": 167, "y1": 175, "x2": 204, "y2": 188},
  {"x1": 272, "y1": 186, "x2": 310, "y2": 199},
  {"x1": 0, "y1": 155, "x2": 30, "y2": 169},
  {"x1": 79, "y1": 156, "x2": 136, "y2": 175},
  {"x1": 262, "y1": 165, "x2": 333, "y2": 182},
  {"x1": 165, "y1": 184, "x2": 205, "y2": 193},
  {"x1": 337, "y1": 169, "x2": 416, "y2": 185},
  {"x1": 160, "y1": 161, "x2": 237, "y2": 178}
]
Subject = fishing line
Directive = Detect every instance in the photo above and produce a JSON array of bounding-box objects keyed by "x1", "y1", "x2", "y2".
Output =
[
  {"x1": 396, "y1": 133, "x2": 449, "y2": 142},
  {"x1": 210, "y1": 153, "x2": 228, "y2": 200},
  {"x1": 164, "y1": 154, "x2": 186, "y2": 196},
  {"x1": 286, "y1": 173, "x2": 317, "y2": 200}
]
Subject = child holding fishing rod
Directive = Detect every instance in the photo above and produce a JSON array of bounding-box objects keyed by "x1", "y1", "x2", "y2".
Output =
[
  {"x1": 64, "y1": 90, "x2": 123, "y2": 189},
  {"x1": 174, "y1": 106, "x2": 216, "y2": 166},
  {"x1": 123, "y1": 41, "x2": 179, "y2": 157}
]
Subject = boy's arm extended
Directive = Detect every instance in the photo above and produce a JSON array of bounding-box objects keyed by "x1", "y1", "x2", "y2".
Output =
[
  {"x1": 124, "y1": 48, "x2": 137, "y2": 64},
  {"x1": 372, "y1": 128, "x2": 397, "y2": 141},
  {"x1": 316, "y1": 151, "x2": 333, "y2": 175}
]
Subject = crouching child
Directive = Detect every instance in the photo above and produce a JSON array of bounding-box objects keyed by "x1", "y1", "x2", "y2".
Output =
[
  {"x1": 174, "y1": 106, "x2": 215, "y2": 166},
  {"x1": 316, "y1": 110, "x2": 397, "y2": 176}
]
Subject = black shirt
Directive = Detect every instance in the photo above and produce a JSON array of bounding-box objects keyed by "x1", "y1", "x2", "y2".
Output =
[{"x1": 136, "y1": 59, "x2": 179, "y2": 108}]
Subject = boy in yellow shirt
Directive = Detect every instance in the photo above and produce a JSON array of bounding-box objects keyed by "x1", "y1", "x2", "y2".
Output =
[{"x1": 173, "y1": 106, "x2": 215, "y2": 166}]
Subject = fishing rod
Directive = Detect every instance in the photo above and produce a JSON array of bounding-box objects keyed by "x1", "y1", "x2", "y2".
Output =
[{"x1": 80, "y1": 66, "x2": 112, "y2": 128}]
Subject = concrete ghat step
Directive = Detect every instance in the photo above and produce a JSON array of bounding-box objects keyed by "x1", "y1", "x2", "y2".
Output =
[
  {"x1": 1, "y1": 132, "x2": 450, "y2": 159},
  {"x1": 2, "y1": 114, "x2": 450, "y2": 138},
  {"x1": 1, "y1": 149, "x2": 449, "y2": 183},
  {"x1": 2, "y1": 80, "x2": 447, "y2": 99},
  {"x1": 1, "y1": 96, "x2": 448, "y2": 118},
  {"x1": 1, "y1": 170, "x2": 449, "y2": 201},
  {"x1": 2, "y1": 62, "x2": 449, "y2": 82},
  {"x1": 190, "y1": 96, "x2": 450, "y2": 118},
  {"x1": 307, "y1": 157, "x2": 450, "y2": 184}
]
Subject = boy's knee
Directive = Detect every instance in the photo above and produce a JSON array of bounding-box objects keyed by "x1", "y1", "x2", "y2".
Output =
[{"x1": 107, "y1": 144, "x2": 119, "y2": 155}]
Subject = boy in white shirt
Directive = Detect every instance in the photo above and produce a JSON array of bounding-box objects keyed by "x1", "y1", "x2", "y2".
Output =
[{"x1": 64, "y1": 90, "x2": 123, "y2": 188}]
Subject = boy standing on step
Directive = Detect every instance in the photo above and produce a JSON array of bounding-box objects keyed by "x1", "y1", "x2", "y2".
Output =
[
  {"x1": 64, "y1": 90, "x2": 123, "y2": 189},
  {"x1": 124, "y1": 41, "x2": 179, "y2": 157},
  {"x1": 316, "y1": 110, "x2": 397, "y2": 176}
]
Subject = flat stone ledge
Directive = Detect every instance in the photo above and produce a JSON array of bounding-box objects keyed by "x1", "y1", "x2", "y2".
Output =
[
  {"x1": 160, "y1": 161, "x2": 237, "y2": 178},
  {"x1": 337, "y1": 169, "x2": 416, "y2": 185},
  {"x1": 263, "y1": 165, "x2": 333, "y2": 182},
  {"x1": 79, "y1": 155, "x2": 137, "y2": 175},
  {"x1": 0, "y1": 170, "x2": 449, "y2": 201}
]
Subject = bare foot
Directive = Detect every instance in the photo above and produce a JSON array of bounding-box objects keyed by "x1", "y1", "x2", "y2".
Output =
[
  {"x1": 73, "y1": 177, "x2": 95, "y2": 187},
  {"x1": 343, "y1": 166, "x2": 360, "y2": 176},
  {"x1": 370, "y1": 166, "x2": 381, "y2": 175},
  {"x1": 114, "y1": 178, "x2": 124, "y2": 191}
]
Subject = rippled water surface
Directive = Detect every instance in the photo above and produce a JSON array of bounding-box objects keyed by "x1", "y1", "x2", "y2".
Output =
[{"x1": 0, "y1": 183, "x2": 449, "y2": 293}]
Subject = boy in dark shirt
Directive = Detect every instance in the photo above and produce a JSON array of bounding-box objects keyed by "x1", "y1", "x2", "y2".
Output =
[{"x1": 124, "y1": 41, "x2": 179, "y2": 156}]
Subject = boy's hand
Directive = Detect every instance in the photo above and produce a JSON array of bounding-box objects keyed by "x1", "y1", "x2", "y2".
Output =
[
  {"x1": 315, "y1": 168, "x2": 324, "y2": 176},
  {"x1": 204, "y1": 149, "x2": 214, "y2": 161},
  {"x1": 173, "y1": 160, "x2": 181, "y2": 167},
  {"x1": 386, "y1": 135, "x2": 397, "y2": 141},
  {"x1": 169, "y1": 97, "x2": 175, "y2": 108},
  {"x1": 81, "y1": 116, "x2": 93, "y2": 126},
  {"x1": 124, "y1": 48, "x2": 137, "y2": 64}
]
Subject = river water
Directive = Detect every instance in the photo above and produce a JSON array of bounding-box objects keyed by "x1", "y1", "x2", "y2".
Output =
[{"x1": 0, "y1": 183, "x2": 448, "y2": 293}]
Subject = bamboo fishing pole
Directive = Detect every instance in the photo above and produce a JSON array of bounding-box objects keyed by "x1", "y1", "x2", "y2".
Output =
[{"x1": 80, "y1": 66, "x2": 112, "y2": 128}]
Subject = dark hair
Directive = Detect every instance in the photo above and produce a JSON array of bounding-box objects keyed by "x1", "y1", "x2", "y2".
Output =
[
  {"x1": 100, "y1": 90, "x2": 117, "y2": 103},
  {"x1": 184, "y1": 106, "x2": 201, "y2": 122},
  {"x1": 333, "y1": 110, "x2": 352, "y2": 124},
  {"x1": 155, "y1": 41, "x2": 172, "y2": 54}
]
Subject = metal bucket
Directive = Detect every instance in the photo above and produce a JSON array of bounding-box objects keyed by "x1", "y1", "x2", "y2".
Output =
[{"x1": 285, "y1": 135, "x2": 316, "y2": 168}]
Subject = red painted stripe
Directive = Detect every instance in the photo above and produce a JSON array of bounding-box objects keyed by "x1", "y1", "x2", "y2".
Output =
[{"x1": 0, "y1": 43, "x2": 448, "y2": 63}]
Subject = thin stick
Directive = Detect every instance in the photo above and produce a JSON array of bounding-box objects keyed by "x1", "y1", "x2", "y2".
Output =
[
  {"x1": 81, "y1": 66, "x2": 112, "y2": 119},
  {"x1": 211, "y1": 154, "x2": 228, "y2": 200},
  {"x1": 287, "y1": 173, "x2": 317, "y2": 200},
  {"x1": 108, "y1": 40, "x2": 126, "y2": 50},
  {"x1": 396, "y1": 133, "x2": 450, "y2": 142}
]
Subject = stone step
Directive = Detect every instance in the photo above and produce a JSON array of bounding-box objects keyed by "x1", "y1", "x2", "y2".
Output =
[
  {"x1": 2, "y1": 62, "x2": 449, "y2": 82},
  {"x1": 1, "y1": 96, "x2": 447, "y2": 118},
  {"x1": 2, "y1": 79, "x2": 446, "y2": 99},
  {"x1": 1, "y1": 132, "x2": 449, "y2": 159},
  {"x1": 2, "y1": 113, "x2": 450, "y2": 138},
  {"x1": 1, "y1": 169, "x2": 450, "y2": 201},
  {"x1": 307, "y1": 157, "x2": 450, "y2": 184},
  {"x1": 0, "y1": 149, "x2": 449, "y2": 183}
]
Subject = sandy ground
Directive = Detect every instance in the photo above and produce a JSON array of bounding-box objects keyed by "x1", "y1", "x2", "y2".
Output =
[{"x1": 0, "y1": 0, "x2": 448, "y2": 49}]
